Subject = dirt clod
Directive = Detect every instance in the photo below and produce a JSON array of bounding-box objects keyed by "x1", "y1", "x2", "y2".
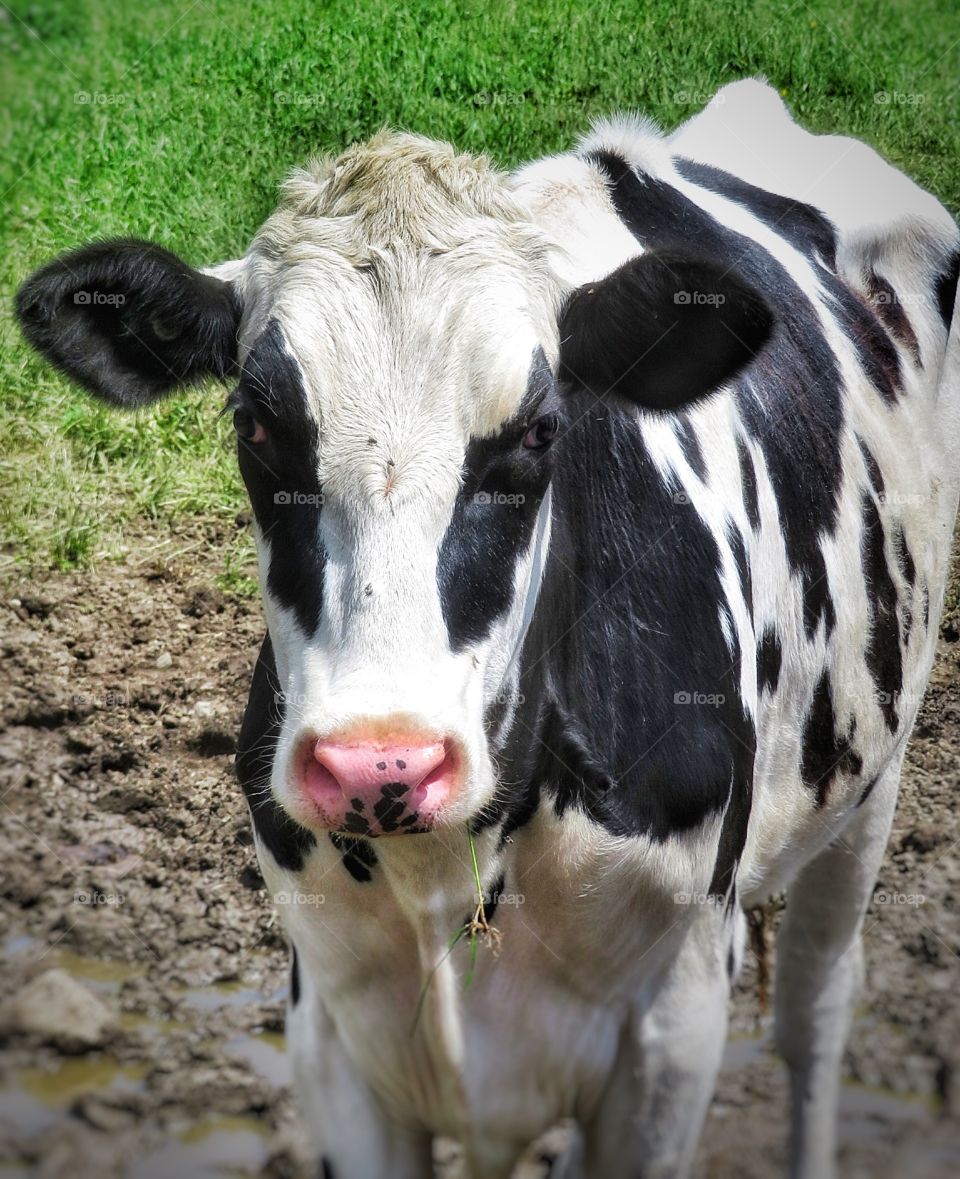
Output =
[{"x1": 2, "y1": 969, "x2": 117, "y2": 1053}]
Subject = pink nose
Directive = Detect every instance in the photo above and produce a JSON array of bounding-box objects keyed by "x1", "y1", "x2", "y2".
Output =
[{"x1": 297, "y1": 735, "x2": 456, "y2": 836}]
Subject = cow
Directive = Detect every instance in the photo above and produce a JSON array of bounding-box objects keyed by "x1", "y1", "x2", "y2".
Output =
[{"x1": 16, "y1": 79, "x2": 960, "y2": 1179}]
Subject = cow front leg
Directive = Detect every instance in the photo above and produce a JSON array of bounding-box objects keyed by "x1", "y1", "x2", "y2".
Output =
[
  {"x1": 774, "y1": 756, "x2": 901, "y2": 1179},
  {"x1": 578, "y1": 911, "x2": 738, "y2": 1178},
  {"x1": 287, "y1": 952, "x2": 433, "y2": 1179}
]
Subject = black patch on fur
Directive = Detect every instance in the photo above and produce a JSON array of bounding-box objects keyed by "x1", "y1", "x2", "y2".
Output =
[
  {"x1": 675, "y1": 158, "x2": 839, "y2": 270},
  {"x1": 891, "y1": 521, "x2": 916, "y2": 648},
  {"x1": 484, "y1": 874, "x2": 506, "y2": 924},
  {"x1": 736, "y1": 435, "x2": 760, "y2": 532},
  {"x1": 857, "y1": 437, "x2": 886, "y2": 498},
  {"x1": 856, "y1": 774, "x2": 880, "y2": 807},
  {"x1": 861, "y1": 494, "x2": 903, "y2": 733},
  {"x1": 16, "y1": 238, "x2": 240, "y2": 406},
  {"x1": 892, "y1": 522, "x2": 916, "y2": 589},
  {"x1": 589, "y1": 150, "x2": 849, "y2": 635},
  {"x1": 831, "y1": 286, "x2": 904, "y2": 404},
  {"x1": 438, "y1": 350, "x2": 557, "y2": 650},
  {"x1": 533, "y1": 697, "x2": 619, "y2": 826},
  {"x1": 319, "y1": 1159, "x2": 335, "y2": 1179},
  {"x1": 328, "y1": 832, "x2": 378, "y2": 883},
  {"x1": 675, "y1": 415, "x2": 707, "y2": 480},
  {"x1": 727, "y1": 522, "x2": 752, "y2": 618},
  {"x1": 866, "y1": 270, "x2": 922, "y2": 365},
  {"x1": 800, "y1": 672, "x2": 863, "y2": 807},
  {"x1": 290, "y1": 945, "x2": 301, "y2": 1007},
  {"x1": 757, "y1": 627, "x2": 782, "y2": 695},
  {"x1": 935, "y1": 251, "x2": 960, "y2": 329},
  {"x1": 708, "y1": 717, "x2": 755, "y2": 902},
  {"x1": 801, "y1": 542, "x2": 837, "y2": 641},
  {"x1": 236, "y1": 635, "x2": 317, "y2": 872},
  {"x1": 234, "y1": 320, "x2": 325, "y2": 637},
  {"x1": 496, "y1": 392, "x2": 754, "y2": 858}
]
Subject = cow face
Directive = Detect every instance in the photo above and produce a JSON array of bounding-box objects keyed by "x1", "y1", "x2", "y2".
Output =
[{"x1": 16, "y1": 133, "x2": 771, "y2": 840}]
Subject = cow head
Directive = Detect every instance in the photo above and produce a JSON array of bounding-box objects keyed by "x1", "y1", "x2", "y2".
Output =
[{"x1": 16, "y1": 133, "x2": 772, "y2": 839}]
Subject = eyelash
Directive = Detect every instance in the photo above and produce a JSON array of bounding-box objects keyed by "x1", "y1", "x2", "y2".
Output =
[
  {"x1": 233, "y1": 408, "x2": 266, "y2": 444},
  {"x1": 522, "y1": 413, "x2": 559, "y2": 450}
]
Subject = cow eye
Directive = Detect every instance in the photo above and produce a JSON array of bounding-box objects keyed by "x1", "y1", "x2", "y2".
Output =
[
  {"x1": 234, "y1": 409, "x2": 266, "y2": 444},
  {"x1": 522, "y1": 413, "x2": 558, "y2": 451}
]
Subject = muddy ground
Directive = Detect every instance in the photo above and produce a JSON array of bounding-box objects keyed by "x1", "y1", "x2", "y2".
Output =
[{"x1": 0, "y1": 520, "x2": 958, "y2": 1178}]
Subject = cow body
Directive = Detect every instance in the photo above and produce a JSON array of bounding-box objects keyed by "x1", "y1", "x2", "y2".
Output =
[
  {"x1": 17, "y1": 80, "x2": 960, "y2": 1179},
  {"x1": 243, "y1": 85, "x2": 960, "y2": 1177}
]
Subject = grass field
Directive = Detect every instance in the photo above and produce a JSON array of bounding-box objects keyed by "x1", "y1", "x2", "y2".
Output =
[{"x1": 2, "y1": 0, "x2": 958, "y2": 583}]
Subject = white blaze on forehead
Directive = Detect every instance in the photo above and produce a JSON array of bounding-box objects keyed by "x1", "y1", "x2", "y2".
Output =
[{"x1": 264, "y1": 260, "x2": 548, "y2": 506}]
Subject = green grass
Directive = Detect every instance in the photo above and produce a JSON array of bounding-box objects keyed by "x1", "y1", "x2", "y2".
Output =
[{"x1": 1, "y1": 0, "x2": 958, "y2": 574}]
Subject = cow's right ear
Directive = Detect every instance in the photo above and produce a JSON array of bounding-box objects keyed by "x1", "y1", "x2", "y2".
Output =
[{"x1": 15, "y1": 239, "x2": 242, "y2": 409}]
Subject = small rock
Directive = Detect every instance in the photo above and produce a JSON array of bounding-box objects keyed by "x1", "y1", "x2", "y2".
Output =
[
  {"x1": 1, "y1": 969, "x2": 117, "y2": 1052},
  {"x1": 100, "y1": 785, "x2": 155, "y2": 814},
  {"x1": 188, "y1": 727, "x2": 236, "y2": 757},
  {"x1": 64, "y1": 728, "x2": 98, "y2": 754},
  {"x1": 155, "y1": 651, "x2": 173, "y2": 669},
  {"x1": 20, "y1": 594, "x2": 54, "y2": 619},
  {"x1": 183, "y1": 586, "x2": 225, "y2": 618},
  {"x1": 238, "y1": 864, "x2": 264, "y2": 890}
]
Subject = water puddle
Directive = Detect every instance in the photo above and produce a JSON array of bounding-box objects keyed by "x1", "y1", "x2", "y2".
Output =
[
  {"x1": 2, "y1": 935, "x2": 145, "y2": 992},
  {"x1": 225, "y1": 1030, "x2": 290, "y2": 1086},
  {"x1": 720, "y1": 1027, "x2": 940, "y2": 1135},
  {"x1": 722, "y1": 1028, "x2": 769, "y2": 1070},
  {"x1": 180, "y1": 980, "x2": 269, "y2": 1013},
  {"x1": 0, "y1": 1059, "x2": 146, "y2": 1139},
  {"x1": 45, "y1": 947, "x2": 146, "y2": 991},
  {"x1": 18, "y1": 1058, "x2": 146, "y2": 1106},
  {"x1": 129, "y1": 1117, "x2": 272, "y2": 1179}
]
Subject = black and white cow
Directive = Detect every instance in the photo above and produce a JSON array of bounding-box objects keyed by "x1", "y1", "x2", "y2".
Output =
[{"x1": 17, "y1": 80, "x2": 960, "y2": 1179}]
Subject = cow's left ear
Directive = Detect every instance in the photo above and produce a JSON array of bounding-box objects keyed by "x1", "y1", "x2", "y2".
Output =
[
  {"x1": 15, "y1": 238, "x2": 242, "y2": 409},
  {"x1": 558, "y1": 252, "x2": 774, "y2": 411}
]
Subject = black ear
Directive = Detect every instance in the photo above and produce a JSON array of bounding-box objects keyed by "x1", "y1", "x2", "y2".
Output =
[
  {"x1": 15, "y1": 239, "x2": 241, "y2": 409},
  {"x1": 558, "y1": 252, "x2": 773, "y2": 411}
]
